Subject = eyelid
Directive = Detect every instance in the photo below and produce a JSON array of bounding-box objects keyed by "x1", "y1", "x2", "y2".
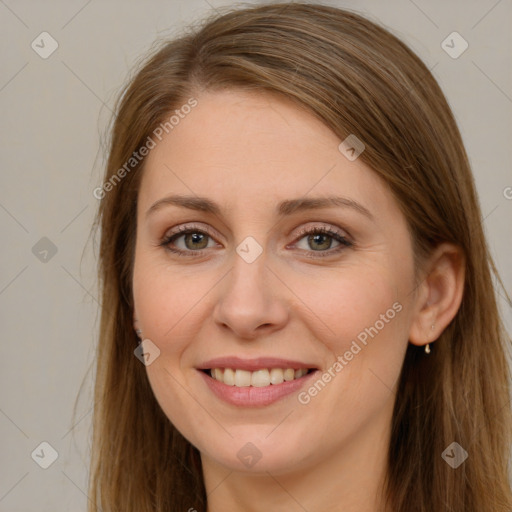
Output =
[
  {"x1": 162, "y1": 222, "x2": 218, "y2": 240},
  {"x1": 160, "y1": 223, "x2": 221, "y2": 249},
  {"x1": 291, "y1": 222, "x2": 352, "y2": 242},
  {"x1": 163, "y1": 221, "x2": 351, "y2": 242},
  {"x1": 160, "y1": 221, "x2": 354, "y2": 257}
]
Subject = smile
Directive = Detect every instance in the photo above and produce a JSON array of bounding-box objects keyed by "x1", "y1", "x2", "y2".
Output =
[
  {"x1": 197, "y1": 357, "x2": 320, "y2": 407},
  {"x1": 206, "y1": 367, "x2": 313, "y2": 387}
]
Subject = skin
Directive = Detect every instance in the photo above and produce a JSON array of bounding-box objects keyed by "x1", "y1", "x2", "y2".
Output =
[{"x1": 132, "y1": 89, "x2": 465, "y2": 512}]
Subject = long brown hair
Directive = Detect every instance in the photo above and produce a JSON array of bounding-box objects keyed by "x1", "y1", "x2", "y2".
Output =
[{"x1": 89, "y1": 3, "x2": 512, "y2": 510}]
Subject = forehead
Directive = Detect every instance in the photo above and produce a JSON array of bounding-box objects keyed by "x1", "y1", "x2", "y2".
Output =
[{"x1": 138, "y1": 89, "x2": 399, "y2": 222}]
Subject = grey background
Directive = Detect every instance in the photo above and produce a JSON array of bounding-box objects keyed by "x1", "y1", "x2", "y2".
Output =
[{"x1": 0, "y1": 0, "x2": 511, "y2": 510}]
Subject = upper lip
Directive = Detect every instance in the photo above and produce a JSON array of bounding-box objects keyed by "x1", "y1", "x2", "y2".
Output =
[{"x1": 196, "y1": 356, "x2": 318, "y2": 371}]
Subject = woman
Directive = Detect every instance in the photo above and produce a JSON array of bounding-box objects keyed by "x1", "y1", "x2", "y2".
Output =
[{"x1": 90, "y1": 3, "x2": 512, "y2": 511}]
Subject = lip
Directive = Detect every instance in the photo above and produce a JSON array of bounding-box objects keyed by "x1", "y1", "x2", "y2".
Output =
[
  {"x1": 198, "y1": 368, "x2": 319, "y2": 407},
  {"x1": 196, "y1": 356, "x2": 317, "y2": 372}
]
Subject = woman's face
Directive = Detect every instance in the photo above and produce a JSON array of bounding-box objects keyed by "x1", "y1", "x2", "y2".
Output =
[{"x1": 132, "y1": 89, "x2": 419, "y2": 475}]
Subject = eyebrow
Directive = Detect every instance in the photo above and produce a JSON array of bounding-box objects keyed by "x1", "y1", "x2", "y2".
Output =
[{"x1": 145, "y1": 194, "x2": 374, "y2": 221}]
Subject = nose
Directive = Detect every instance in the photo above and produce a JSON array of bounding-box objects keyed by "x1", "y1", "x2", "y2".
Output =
[{"x1": 212, "y1": 249, "x2": 289, "y2": 340}]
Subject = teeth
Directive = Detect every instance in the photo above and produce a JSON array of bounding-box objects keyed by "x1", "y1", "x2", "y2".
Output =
[
  {"x1": 270, "y1": 368, "x2": 284, "y2": 385},
  {"x1": 209, "y1": 367, "x2": 310, "y2": 387},
  {"x1": 223, "y1": 368, "x2": 235, "y2": 386},
  {"x1": 251, "y1": 369, "x2": 270, "y2": 387},
  {"x1": 283, "y1": 368, "x2": 295, "y2": 381},
  {"x1": 235, "y1": 369, "x2": 252, "y2": 387}
]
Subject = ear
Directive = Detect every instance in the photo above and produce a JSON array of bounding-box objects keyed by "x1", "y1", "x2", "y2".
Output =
[
  {"x1": 133, "y1": 312, "x2": 141, "y2": 336},
  {"x1": 408, "y1": 243, "x2": 465, "y2": 348}
]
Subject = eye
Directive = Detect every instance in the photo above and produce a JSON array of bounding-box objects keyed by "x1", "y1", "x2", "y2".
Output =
[
  {"x1": 159, "y1": 223, "x2": 353, "y2": 258},
  {"x1": 159, "y1": 224, "x2": 218, "y2": 256},
  {"x1": 291, "y1": 225, "x2": 353, "y2": 258}
]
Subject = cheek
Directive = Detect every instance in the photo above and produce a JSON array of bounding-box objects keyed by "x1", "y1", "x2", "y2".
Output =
[
  {"x1": 289, "y1": 262, "x2": 407, "y2": 347},
  {"x1": 132, "y1": 255, "x2": 210, "y2": 442},
  {"x1": 133, "y1": 253, "x2": 202, "y2": 341},
  {"x1": 286, "y1": 260, "x2": 412, "y2": 407}
]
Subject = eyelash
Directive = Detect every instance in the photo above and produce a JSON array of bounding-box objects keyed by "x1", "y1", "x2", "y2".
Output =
[{"x1": 159, "y1": 224, "x2": 354, "y2": 259}]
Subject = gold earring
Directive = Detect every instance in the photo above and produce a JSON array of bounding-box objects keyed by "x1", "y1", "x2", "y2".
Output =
[{"x1": 425, "y1": 324, "x2": 435, "y2": 354}]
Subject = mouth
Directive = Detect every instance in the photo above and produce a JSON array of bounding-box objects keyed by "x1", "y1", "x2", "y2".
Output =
[
  {"x1": 200, "y1": 367, "x2": 317, "y2": 387},
  {"x1": 196, "y1": 357, "x2": 320, "y2": 407}
]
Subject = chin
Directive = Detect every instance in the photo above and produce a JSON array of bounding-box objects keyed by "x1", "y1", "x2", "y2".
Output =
[
  {"x1": 206, "y1": 444, "x2": 310, "y2": 475},
  {"x1": 194, "y1": 426, "x2": 323, "y2": 476}
]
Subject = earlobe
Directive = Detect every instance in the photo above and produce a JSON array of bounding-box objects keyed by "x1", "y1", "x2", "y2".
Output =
[
  {"x1": 408, "y1": 243, "x2": 465, "y2": 349},
  {"x1": 133, "y1": 313, "x2": 142, "y2": 339}
]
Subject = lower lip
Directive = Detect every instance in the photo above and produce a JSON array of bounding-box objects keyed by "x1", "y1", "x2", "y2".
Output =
[{"x1": 198, "y1": 370, "x2": 318, "y2": 407}]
